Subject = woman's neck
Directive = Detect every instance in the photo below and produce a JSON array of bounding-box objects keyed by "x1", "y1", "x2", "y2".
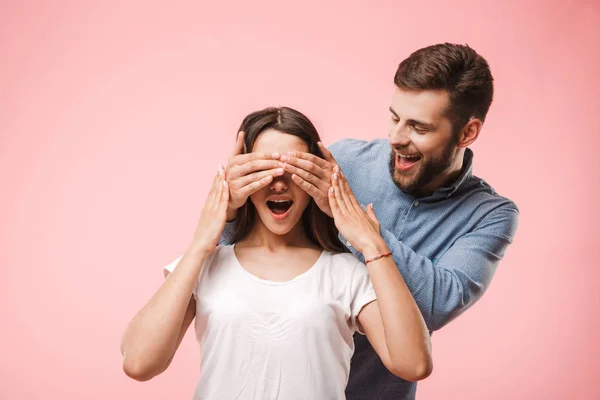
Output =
[{"x1": 240, "y1": 220, "x2": 316, "y2": 252}]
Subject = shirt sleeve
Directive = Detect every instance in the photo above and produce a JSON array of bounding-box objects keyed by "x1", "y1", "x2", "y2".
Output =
[
  {"x1": 349, "y1": 260, "x2": 377, "y2": 335},
  {"x1": 344, "y1": 205, "x2": 519, "y2": 331},
  {"x1": 163, "y1": 255, "x2": 183, "y2": 274}
]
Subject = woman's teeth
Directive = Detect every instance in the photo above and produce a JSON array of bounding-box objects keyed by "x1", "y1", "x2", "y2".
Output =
[{"x1": 267, "y1": 200, "x2": 293, "y2": 215}]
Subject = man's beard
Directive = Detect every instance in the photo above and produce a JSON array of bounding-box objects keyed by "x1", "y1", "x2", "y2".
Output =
[{"x1": 388, "y1": 140, "x2": 457, "y2": 197}]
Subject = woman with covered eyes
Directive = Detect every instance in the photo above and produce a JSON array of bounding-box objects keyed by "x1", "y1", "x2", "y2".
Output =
[{"x1": 120, "y1": 107, "x2": 432, "y2": 399}]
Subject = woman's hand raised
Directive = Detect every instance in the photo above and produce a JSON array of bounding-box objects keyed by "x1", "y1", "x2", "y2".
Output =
[
  {"x1": 190, "y1": 165, "x2": 230, "y2": 254},
  {"x1": 328, "y1": 166, "x2": 384, "y2": 255}
]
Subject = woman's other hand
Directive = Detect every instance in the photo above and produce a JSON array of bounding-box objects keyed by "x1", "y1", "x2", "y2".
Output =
[
  {"x1": 328, "y1": 166, "x2": 384, "y2": 254},
  {"x1": 190, "y1": 165, "x2": 230, "y2": 253}
]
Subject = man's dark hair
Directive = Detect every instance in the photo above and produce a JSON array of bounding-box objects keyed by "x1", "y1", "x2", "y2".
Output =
[{"x1": 394, "y1": 43, "x2": 494, "y2": 134}]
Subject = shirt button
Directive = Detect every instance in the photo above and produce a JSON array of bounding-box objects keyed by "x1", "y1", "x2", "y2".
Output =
[{"x1": 414, "y1": 200, "x2": 420, "y2": 207}]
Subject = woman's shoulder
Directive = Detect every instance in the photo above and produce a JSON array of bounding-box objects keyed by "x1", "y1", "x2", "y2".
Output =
[
  {"x1": 209, "y1": 244, "x2": 235, "y2": 263},
  {"x1": 323, "y1": 251, "x2": 362, "y2": 269},
  {"x1": 318, "y1": 252, "x2": 367, "y2": 293}
]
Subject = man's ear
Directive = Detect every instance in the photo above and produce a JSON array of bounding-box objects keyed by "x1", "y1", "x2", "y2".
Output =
[{"x1": 457, "y1": 118, "x2": 482, "y2": 148}]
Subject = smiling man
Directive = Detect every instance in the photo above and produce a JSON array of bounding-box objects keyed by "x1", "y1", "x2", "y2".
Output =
[{"x1": 221, "y1": 43, "x2": 519, "y2": 399}]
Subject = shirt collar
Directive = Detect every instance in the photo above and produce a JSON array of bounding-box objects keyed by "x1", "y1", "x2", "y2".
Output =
[{"x1": 428, "y1": 148, "x2": 474, "y2": 200}]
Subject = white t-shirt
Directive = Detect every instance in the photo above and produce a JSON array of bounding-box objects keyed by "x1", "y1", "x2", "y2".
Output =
[{"x1": 164, "y1": 244, "x2": 376, "y2": 400}]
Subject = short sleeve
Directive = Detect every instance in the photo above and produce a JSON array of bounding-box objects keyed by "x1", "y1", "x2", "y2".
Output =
[
  {"x1": 163, "y1": 255, "x2": 183, "y2": 274},
  {"x1": 349, "y1": 261, "x2": 377, "y2": 334}
]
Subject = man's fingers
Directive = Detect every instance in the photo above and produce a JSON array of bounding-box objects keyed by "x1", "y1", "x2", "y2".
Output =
[
  {"x1": 231, "y1": 159, "x2": 283, "y2": 177},
  {"x1": 317, "y1": 142, "x2": 338, "y2": 167},
  {"x1": 232, "y1": 131, "x2": 245, "y2": 156},
  {"x1": 239, "y1": 175, "x2": 274, "y2": 197},
  {"x1": 291, "y1": 174, "x2": 320, "y2": 197},
  {"x1": 235, "y1": 168, "x2": 284, "y2": 187},
  {"x1": 281, "y1": 163, "x2": 327, "y2": 190},
  {"x1": 280, "y1": 157, "x2": 330, "y2": 182},
  {"x1": 292, "y1": 174, "x2": 334, "y2": 218},
  {"x1": 228, "y1": 152, "x2": 281, "y2": 168},
  {"x1": 282, "y1": 151, "x2": 331, "y2": 171}
]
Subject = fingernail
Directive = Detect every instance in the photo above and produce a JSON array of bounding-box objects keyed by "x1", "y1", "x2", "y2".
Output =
[
  {"x1": 333, "y1": 173, "x2": 338, "y2": 180},
  {"x1": 280, "y1": 156, "x2": 289, "y2": 162},
  {"x1": 276, "y1": 168, "x2": 284, "y2": 174},
  {"x1": 329, "y1": 186, "x2": 334, "y2": 193},
  {"x1": 272, "y1": 152, "x2": 280, "y2": 158}
]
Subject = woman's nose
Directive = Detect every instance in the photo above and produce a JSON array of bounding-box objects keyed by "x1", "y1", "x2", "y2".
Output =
[{"x1": 270, "y1": 175, "x2": 289, "y2": 193}]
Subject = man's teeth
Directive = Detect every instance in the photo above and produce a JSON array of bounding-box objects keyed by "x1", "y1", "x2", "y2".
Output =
[{"x1": 398, "y1": 154, "x2": 419, "y2": 159}]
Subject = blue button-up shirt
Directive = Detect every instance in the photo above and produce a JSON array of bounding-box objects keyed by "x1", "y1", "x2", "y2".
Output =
[{"x1": 331, "y1": 139, "x2": 519, "y2": 400}]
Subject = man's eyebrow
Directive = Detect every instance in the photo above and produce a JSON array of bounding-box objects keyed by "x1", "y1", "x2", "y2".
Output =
[{"x1": 389, "y1": 107, "x2": 435, "y2": 129}]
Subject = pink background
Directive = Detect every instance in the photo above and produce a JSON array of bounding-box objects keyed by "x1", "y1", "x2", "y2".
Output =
[{"x1": 1, "y1": 1, "x2": 599, "y2": 399}]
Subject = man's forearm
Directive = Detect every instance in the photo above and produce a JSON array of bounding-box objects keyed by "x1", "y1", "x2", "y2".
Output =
[{"x1": 344, "y1": 224, "x2": 504, "y2": 331}]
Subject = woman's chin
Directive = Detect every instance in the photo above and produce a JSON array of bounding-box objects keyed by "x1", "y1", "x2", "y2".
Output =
[
  {"x1": 264, "y1": 221, "x2": 296, "y2": 236},
  {"x1": 258, "y1": 211, "x2": 301, "y2": 236}
]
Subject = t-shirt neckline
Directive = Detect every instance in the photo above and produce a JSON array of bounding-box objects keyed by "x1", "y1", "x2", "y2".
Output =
[{"x1": 229, "y1": 244, "x2": 326, "y2": 286}]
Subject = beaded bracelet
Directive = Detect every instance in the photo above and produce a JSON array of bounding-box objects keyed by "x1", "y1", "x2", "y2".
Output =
[{"x1": 365, "y1": 252, "x2": 392, "y2": 264}]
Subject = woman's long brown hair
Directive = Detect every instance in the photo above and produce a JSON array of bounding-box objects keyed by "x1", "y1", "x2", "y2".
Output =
[{"x1": 231, "y1": 106, "x2": 348, "y2": 253}]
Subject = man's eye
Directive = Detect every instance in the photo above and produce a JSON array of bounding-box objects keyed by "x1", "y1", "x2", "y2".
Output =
[{"x1": 412, "y1": 125, "x2": 427, "y2": 134}]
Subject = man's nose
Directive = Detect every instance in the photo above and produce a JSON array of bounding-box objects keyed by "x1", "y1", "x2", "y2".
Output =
[{"x1": 389, "y1": 122, "x2": 411, "y2": 146}]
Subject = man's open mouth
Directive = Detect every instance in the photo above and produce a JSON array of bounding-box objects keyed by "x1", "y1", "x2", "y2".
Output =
[{"x1": 396, "y1": 153, "x2": 422, "y2": 170}]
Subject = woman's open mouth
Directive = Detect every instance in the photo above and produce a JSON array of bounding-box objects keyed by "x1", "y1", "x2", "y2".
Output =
[{"x1": 266, "y1": 199, "x2": 294, "y2": 221}]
